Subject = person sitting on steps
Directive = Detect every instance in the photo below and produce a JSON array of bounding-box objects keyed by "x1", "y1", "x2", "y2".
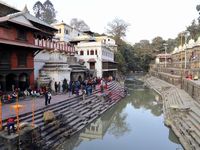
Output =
[{"x1": 7, "y1": 115, "x2": 15, "y2": 135}]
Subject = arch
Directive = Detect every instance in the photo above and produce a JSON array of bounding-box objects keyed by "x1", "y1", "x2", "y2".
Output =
[
  {"x1": 80, "y1": 50, "x2": 84, "y2": 55},
  {"x1": 19, "y1": 73, "x2": 29, "y2": 91},
  {"x1": 90, "y1": 50, "x2": 94, "y2": 55},
  {"x1": 6, "y1": 73, "x2": 17, "y2": 91}
]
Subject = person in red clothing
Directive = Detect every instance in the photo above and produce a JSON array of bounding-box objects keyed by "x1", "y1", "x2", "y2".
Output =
[{"x1": 7, "y1": 115, "x2": 15, "y2": 135}]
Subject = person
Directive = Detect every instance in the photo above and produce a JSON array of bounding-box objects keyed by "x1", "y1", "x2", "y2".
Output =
[
  {"x1": 58, "y1": 82, "x2": 61, "y2": 93},
  {"x1": 7, "y1": 115, "x2": 15, "y2": 135},
  {"x1": 45, "y1": 91, "x2": 48, "y2": 106},
  {"x1": 48, "y1": 91, "x2": 52, "y2": 104},
  {"x1": 54, "y1": 82, "x2": 58, "y2": 93},
  {"x1": 82, "y1": 87, "x2": 86, "y2": 102}
]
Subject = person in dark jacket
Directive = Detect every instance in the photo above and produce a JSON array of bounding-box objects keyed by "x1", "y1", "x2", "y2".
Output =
[{"x1": 45, "y1": 91, "x2": 48, "y2": 106}]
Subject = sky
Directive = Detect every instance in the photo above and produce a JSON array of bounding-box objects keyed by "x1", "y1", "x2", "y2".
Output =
[{"x1": 3, "y1": 0, "x2": 200, "y2": 44}]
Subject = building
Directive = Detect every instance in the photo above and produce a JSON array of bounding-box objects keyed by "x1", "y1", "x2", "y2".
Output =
[
  {"x1": 0, "y1": 3, "x2": 57, "y2": 91},
  {"x1": 72, "y1": 34, "x2": 118, "y2": 78},
  {"x1": 53, "y1": 21, "x2": 83, "y2": 42}
]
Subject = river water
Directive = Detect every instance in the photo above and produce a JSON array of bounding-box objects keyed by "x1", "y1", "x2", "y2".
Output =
[{"x1": 57, "y1": 80, "x2": 183, "y2": 150}]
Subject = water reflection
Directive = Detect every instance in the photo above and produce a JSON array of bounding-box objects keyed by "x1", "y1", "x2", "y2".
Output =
[{"x1": 58, "y1": 82, "x2": 182, "y2": 150}]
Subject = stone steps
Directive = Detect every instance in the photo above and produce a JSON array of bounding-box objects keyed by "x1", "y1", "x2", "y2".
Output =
[{"x1": 1, "y1": 81, "x2": 125, "y2": 149}]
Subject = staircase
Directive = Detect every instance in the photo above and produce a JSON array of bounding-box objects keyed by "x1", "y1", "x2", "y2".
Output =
[{"x1": 0, "y1": 81, "x2": 125, "y2": 149}]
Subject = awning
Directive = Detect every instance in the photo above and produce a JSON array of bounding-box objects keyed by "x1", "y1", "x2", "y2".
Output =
[
  {"x1": 0, "y1": 39, "x2": 42, "y2": 49},
  {"x1": 102, "y1": 59, "x2": 118, "y2": 63},
  {"x1": 87, "y1": 58, "x2": 96, "y2": 62}
]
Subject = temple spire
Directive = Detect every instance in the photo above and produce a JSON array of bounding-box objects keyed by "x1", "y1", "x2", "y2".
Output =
[{"x1": 22, "y1": 4, "x2": 29, "y2": 13}]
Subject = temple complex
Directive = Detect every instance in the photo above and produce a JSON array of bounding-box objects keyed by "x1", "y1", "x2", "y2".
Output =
[{"x1": 0, "y1": 4, "x2": 57, "y2": 91}]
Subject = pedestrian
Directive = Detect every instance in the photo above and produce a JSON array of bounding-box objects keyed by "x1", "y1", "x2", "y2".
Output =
[
  {"x1": 7, "y1": 115, "x2": 15, "y2": 135},
  {"x1": 58, "y1": 82, "x2": 61, "y2": 93},
  {"x1": 48, "y1": 91, "x2": 52, "y2": 104},
  {"x1": 45, "y1": 91, "x2": 48, "y2": 106},
  {"x1": 54, "y1": 82, "x2": 58, "y2": 93}
]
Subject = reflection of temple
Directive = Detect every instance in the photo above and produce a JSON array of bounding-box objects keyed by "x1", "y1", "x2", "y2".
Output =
[
  {"x1": 79, "y1": 118, "x2": 108, "y2": 140},
  {"x1": 0, "y1": 3, "x2": 56, "y2": 91}
]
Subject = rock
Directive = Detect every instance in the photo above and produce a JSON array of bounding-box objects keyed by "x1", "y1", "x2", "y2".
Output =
[{"x1": 43, "y1": 111, "x2": 55, "y2": 123}]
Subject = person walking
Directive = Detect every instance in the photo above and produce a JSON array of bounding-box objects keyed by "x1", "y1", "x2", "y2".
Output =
[
  {"x1": 48, "y1": 91, "x2": 52, "y2": 104},
  {"x1": 54, "y1": 82, "x2": 58, "y2": 93},
  {"x1": 45, "y1": 91, "x2": 48, "y2": 106}
]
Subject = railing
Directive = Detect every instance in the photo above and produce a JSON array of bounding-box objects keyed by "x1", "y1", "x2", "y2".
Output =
[{"x1": 34, "y1": 39, "x2": 75, "y2": 55}]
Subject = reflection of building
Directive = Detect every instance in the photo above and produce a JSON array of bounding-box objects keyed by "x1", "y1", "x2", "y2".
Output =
[
  {"x1": 0, "y1": 3, "x2": 57, "y2": 91},
  {"x1": 79, "y1": 118, "x2": 105, "y2": 140}
]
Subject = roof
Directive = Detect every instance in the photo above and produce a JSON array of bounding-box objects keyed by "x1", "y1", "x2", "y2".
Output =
[
  {"x1": 0, "y1": 1, "x2": 19, "y2": 16},
  {"x1": 102, "y1": 59, "x2": 118, "y2": 63},
  {"x1": 87, "y1": 58, "x2": 96, "y2": 62},
  {"x1": 0, "y1": 5, "x2": 57, "y2": 31},
  {"x1": 156, "y1": 53, "x2": 171, "y2": 58},
  {"x1": 0, "y1": 38, "x2": 42, "y2": 49}
]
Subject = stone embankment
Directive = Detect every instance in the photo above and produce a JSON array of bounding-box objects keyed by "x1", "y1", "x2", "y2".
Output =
[
  {"x1": 145, "y1": 76, "x2": 200, "y2": 150},
  {"x1": 0, "y1": 81, "x2": 126, "y2": 150}
]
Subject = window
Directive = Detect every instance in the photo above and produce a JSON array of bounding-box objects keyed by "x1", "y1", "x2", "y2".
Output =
[
  {"x1": 95, "y1": 50, "x2": 97, "y2": 55},
  {"x1": 90, "y1": 50, "x2": 94, "y2": 55},
  {"x1": 17, "y1": 30, "x2": 27, "y2": 41},
  {"x1": 87, "y1": 50, "x2": 89, "y2": 55},
  {"x1": 108, "y1": 39, "x2": 110, "y2": 41},
  {"x1": 80, "y1": 50, "x2": 84, "y2": 55},
  {"x1": 65, "y1": 29, "x2": 69, "y2": 34},
  {"x1": 18, "y1": 53, "x2": 27, "y2": 67},
  {"x1": 0, "y1": 51, "x2": 10, "y2": 69},
  {"x1": 89, "y1": 62, "x2": 95, "y2": 69},
  {"x1": 59, "y1": 28, "x2": 61, "y2": 33}
]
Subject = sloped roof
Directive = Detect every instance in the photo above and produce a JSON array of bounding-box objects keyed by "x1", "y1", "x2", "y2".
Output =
[{"x1": 0, "y1": 5, "x2": 57, "y2": 31}]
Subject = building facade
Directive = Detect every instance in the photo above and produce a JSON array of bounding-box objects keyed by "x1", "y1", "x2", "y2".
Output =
[
  {"x1": 0, "y1": 4, "x2": 57, "y2": 91},
  {"x1": 74, "y1": 35, "x2": 118, "y2": 78}
]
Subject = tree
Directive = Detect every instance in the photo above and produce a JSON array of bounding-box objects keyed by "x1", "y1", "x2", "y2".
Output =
[
  {"x1": 70, "y1": 18, "x2": 90, "y2": 31},
  {"x1": 196, "y1": 4, "x2": 200, "y2": 23},
  {"x1": 33, "y1": 1, "x2": 44, "y2": 20},
  {"x1": 106, "y1": 18, "x2": 130, "y2": 42},
  {"x1": 33, "y1": 0, "x2": 57, "y2": 24},
  {"x1": 151, "y1": 36, "x2": 165, "y2": 52},
  {"x1": 42, "y1": 0, "x2": 57, "y2": 24}
]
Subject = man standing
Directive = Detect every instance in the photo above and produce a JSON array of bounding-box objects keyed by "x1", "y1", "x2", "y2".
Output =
[{"x1": 45, "y1": 91, "x2": 48, "y2": 106}]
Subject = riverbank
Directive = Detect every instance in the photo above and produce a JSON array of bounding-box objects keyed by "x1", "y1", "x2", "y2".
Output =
[
  {"x1": 0, "y1": 81, "x2": 126, "y2": 150},
  {"x1": 145, "y1": 76, "x2": 200, "y2": 150}
]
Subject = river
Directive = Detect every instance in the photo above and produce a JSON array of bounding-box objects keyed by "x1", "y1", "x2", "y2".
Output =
[{"x1": 57, "y1": 79, "x2": 183, "y2": 150}]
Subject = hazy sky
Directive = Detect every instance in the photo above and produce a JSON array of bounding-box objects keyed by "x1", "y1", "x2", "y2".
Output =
[{"x1": 3, "y1": 0, "x2": 200, "y2": 44}]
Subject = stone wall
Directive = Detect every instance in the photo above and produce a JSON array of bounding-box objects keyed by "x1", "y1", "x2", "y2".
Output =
[{"x1": 182, "y1": 79, "x2": 200, "y2": 103}]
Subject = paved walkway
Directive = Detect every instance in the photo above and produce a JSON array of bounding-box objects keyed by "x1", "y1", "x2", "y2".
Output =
[{"x1": 1, "y1": 93, "x2": 76, "y2": 120}]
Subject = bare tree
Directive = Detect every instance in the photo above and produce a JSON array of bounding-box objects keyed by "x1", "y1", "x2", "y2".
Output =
[
  {"x1": 106, "y1": 18, "x2": 130, "y2": 40},
  {"x1": 70, "y1": 18, "x2": 90, "y2": 31}
]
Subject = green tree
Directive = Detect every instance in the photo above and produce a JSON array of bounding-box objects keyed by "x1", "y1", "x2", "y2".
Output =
[
  {"x1": 33, "y1": 1, "x2": 44, "y2": 20},
  {"x1": 42, "y1": 0, "x2": 57, "y2": 24},
  {"x1": 151, "y1": 36, "x2": 165, "y2": 52}
]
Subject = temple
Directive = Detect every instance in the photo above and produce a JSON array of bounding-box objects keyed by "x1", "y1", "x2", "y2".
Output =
[{"x1": 0, "y1": 5, "x2": 57, "y2": 91}]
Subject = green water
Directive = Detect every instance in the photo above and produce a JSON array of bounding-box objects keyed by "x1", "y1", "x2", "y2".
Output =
[{"x1": 58, "y1": 84, "x2": 182, "y2": 150}]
